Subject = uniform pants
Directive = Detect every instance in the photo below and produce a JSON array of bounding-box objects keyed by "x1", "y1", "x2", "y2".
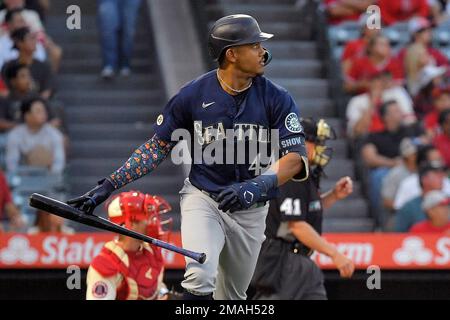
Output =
[
  {"x1": 180, "y1": 179, "x2": 268, "y2": 300},
  {"x1": 254, "y1": 247, "x2": 327, "y2": 300}
]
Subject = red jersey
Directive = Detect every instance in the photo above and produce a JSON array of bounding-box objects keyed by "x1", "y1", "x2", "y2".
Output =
[
  {"x1": 0, "y1": 171, "x2": 12, "y2": 220},
  {"x1": 347, "y1": 56, "x2": 404, "y2": 93},
  {"x1": 87, "y1": 241, "x2": 165, "y2": 300},
  {"x1": 410, "y1": 221, "x2": 450, "y2": 233},
  {"x1": 342, "y1": 38, "x2": 367, "y2": 62},
  {"x1": 433, "y1": 133, "x2": 450, "y2": 167},
  {"x1": 324, "y1": 0, "x2": 362, "y2": 25},
  {"x1": 379, "y1": 0, "x2": 429, "y2": 25},
  {"x1": 424, "y1": 111, "x2": 439, "y2": 132}
]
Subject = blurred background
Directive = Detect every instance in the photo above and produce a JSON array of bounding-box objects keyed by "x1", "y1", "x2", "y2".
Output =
[{"x1": 0, "y1": 0, "x2": 449, "y2": 299}]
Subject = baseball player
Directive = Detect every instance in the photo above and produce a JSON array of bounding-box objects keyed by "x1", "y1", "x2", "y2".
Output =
[
  {"x1": 86, "y1": 191, "x2": 171, "y2": 300},
  {"x1": 68, "y1": 14, "x2": 308, "y2": 300},
  {"x1": 252, "y1": 118, "x2": 355, "y2": 300}
]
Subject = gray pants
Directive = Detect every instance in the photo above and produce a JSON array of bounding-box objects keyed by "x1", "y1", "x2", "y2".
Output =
[{"x1": 180, "y1": 179, "x2": 269, "y2": 300}]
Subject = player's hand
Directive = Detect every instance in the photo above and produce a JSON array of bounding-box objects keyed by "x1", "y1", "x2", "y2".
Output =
[
  {"x1": 332, "y1": 252, "x2": 355, "y2": 278},
  {"x1": 66, "y1": 178, "x2": 115, "y2": 214},
  {"x1": 333, "y1": 176, "x2": 353, "y2": 200},
  {"x1": 217, "y1": 181, "x2": 264, "y2": 213}
]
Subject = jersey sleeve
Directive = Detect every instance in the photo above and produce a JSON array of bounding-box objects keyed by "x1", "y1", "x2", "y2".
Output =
[
  {"x1": 153, "y1": 92, "x2": 191, "y2": 142},
  {"x1": 275, "y1": 181, "x2": 308, "y2": 222},
  {"x1": 271, "y1": 90, "x2": 308, "y2": 181},
  {"x1": 86, "y1": 266, "x2": 120, "y2": 300}
]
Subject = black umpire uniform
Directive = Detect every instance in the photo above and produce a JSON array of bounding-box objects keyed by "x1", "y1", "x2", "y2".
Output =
[{"x1": 252, "y1": 119, "x2": 333, "y2": 300}]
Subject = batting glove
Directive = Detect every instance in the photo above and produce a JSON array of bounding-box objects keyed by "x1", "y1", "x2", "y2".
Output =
[
  {"x1": 217, "y1": 174, "x2": 277, "y2": 213},
  {"x1": 66, "y1": 178, "x2": 115, "y2": 214}
]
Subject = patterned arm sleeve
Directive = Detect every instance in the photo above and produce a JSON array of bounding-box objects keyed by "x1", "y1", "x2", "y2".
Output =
[{"x1": 108, "y1": 134, "x2": 176, "y2": 189}]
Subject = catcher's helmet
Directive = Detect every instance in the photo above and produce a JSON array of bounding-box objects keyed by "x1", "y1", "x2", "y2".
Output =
[
  {"x1": 301, "y1": 118, "x2": 336, "y2": 168},
  {"x1": 106, "y1": 191, "x2": 172, "y2": 240},
  {"x1": 208, "y1": 14, "x2": 273, "y2": 63}
]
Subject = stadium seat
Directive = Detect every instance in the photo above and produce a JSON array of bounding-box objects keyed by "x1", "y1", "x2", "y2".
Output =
[
  {"x1": 328, "y1": 25, "x2": 359, "y2": 48},
  {"x1": 433, "y1": 28, "x2": 450, "y2": 47},
  {"x1": 0, "y1": 134, "x2": 7, "y2": 170}
]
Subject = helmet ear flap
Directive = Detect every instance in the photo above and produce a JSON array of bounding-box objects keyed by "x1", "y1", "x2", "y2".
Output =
[{"x1": 263, "y1": 48, "x2": 272, "y2": 66}]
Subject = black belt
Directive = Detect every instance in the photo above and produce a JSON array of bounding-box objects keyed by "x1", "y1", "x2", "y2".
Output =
[{"x1": 276, "y1": 238, "x2": 313, "y2": 257}]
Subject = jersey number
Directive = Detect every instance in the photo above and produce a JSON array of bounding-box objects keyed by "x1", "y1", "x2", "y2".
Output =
[
  {"x1": 280, "y1": 198, "x2": 302, "y2": 216},
  {"x1": 249, "y1": 153, "x2": 275, "y2": 175}
]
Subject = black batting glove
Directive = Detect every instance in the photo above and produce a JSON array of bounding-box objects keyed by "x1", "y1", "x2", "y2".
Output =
[{"x1": 66, "y1": 178, "x2": 115, "y2": 214}]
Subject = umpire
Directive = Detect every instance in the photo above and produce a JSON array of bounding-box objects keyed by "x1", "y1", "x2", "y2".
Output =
[{"x1": 252, "y1": 118, "x2": 355, "y2": 300}]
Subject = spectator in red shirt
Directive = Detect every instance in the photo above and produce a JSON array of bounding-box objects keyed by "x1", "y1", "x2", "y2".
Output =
[
  {"x1": 341, "y1": 14, "x2": 381, "y2": 75},
  {"x1": 379, "y1": 0, "x2": 429, "y2": 26},
  {"x1": 324, "y1": 0, "x2": 375, "y2": 25},
  {"x1": 410, "y1": 190, "x2": 450, "y2": 233},
  {"x1": 397, "y1": 17, "x2": 450, "y2": 69},
  {"x1": 0, "y1": 169, "x2": 25, "y2": 232},
  {"x1": 346, "y1": 71, "x2": 416, "y2": 139},
  {"x1": 424, "y1": 84, "x2": 450, "y2": 137},
  {"x1": 433, "y1": 109, "x2": 450, "y2": 167},
  {"x1": 345, "y1": 34, "x2": 404, "y2": 94}
]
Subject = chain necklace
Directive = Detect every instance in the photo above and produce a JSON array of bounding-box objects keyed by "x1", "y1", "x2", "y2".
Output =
[{"x1": 216, "y1": 69, "x2": 252, "y2": 94}]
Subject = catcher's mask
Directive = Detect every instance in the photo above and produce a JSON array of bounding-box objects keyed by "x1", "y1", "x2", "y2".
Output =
[
  {"x1": 301, "y1": 118, "x2": 336, "y2": 167},
  {"x1": 106, "y1": 191, "x2": 172, "y2": 241}
]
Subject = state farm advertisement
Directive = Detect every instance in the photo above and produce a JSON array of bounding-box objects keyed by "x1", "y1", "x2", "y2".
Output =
[
  {"x1": 0, "y1": 233, "x2": 186, "y2": 269},
  {"x1": 0, "y1": 233, "x2": 449, "y2": 269},
  {"x1": 312, "y1": 234, "x2": 450, "y2": 269}
]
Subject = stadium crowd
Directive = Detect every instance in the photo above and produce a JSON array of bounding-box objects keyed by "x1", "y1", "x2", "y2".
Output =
[
  {"x1": 0, "y1": 0, "x2": 143, "y2": 234},
  {"x1": 325, "y1": 0, "x2": 450, "y2": 232},
  {"x1": 0, "y1": 0, "x2": 449, "y2": 235},
  {"x1": 0, "y1": 0, "x2": 66, "y2": 233}
]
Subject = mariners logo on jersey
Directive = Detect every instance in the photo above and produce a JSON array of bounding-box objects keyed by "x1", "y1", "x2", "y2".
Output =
[
  {"x1": 285, "y1": 112, "x2": 302, "y2": 133},
  {"x1": 156, "y1": 114, "x2": 164, "y2": 126}
]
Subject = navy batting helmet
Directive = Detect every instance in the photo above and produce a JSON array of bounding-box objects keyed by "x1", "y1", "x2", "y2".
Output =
[{"x1": 208, "y1": 14, "x2": 273, "y2": 65}]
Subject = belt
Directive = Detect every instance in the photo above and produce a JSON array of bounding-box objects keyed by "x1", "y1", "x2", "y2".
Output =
[
  {"x1": 276, "y1": 238, "x2": 313, "y2": 257},
  {"x1": 291, "y1": 241, "x2": 314, "y2": 257},
  {"x1": 200, "y1": 190, "x2": 267, "y2": 209}
]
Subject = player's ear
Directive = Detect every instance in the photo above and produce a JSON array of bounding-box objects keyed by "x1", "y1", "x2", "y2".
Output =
[{"x1": 225, "y1": 48, "x2": 237, "y2": 63}]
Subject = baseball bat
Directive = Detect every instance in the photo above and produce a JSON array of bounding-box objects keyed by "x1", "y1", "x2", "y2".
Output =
[{"x1": 29, "y1": 193, "x2": 206, "y2": 264}]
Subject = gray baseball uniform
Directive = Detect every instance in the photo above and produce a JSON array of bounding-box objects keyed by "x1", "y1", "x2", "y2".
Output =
[{"x1": 180, "y1": 178, "x2": 269, "y2": 299}]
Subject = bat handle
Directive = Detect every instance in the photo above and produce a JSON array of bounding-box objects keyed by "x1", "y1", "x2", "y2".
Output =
[
  {"x1": 152, "y1": 239, "x2": 206, "y2": 264},
  {"x1": 188, "y1": 252, "x2": 207, "y2": 264}
]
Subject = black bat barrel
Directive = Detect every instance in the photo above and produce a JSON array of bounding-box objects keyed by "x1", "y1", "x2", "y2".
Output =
[{"x1": 29, "y1": 193, "x2": 206, "y2": 264}]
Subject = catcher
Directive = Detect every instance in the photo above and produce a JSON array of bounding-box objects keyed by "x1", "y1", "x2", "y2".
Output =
[{"x1": 86, "y1": 191, "x2": 172, "y2": 300}]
